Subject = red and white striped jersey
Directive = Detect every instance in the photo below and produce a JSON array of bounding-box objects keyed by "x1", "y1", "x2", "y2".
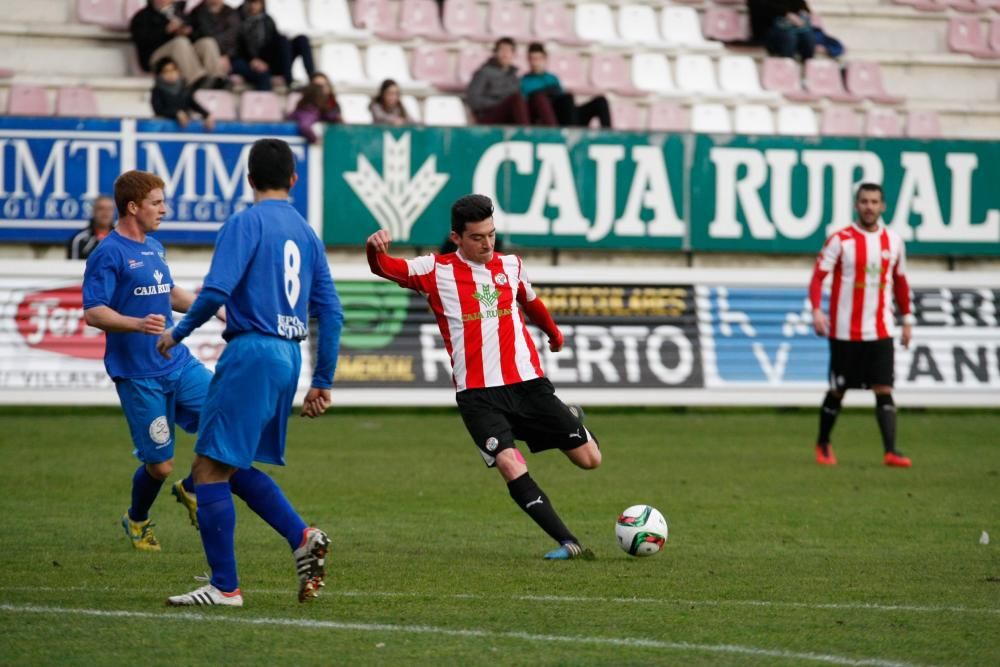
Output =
[
  {"x1": 809, "y1": 223, "x2": 912, "y2": 342},
  {"x1": 383, "y1": 251, "x2": 546, "y2": 391}
]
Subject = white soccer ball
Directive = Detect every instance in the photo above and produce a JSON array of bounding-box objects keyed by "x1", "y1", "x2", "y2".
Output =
[{"x1": 615, "y1": 505, "x2": 668, "y2": 557}]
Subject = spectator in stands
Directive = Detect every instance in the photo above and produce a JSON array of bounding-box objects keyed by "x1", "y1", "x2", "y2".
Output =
[
  {"x1": 151, "y1": 57, "x2": 216, "y2": 131},
  {"x1": 310, "y1": 72, "x2": 343, "y2": 118},
  {"x1": 748, "y1": 0, "x2": 816, "y2": 61},
  {"x1": 188, "y1": 0, "x2": 241, "y2": 83},
  {"x1": 130, "y1": 0, "x2": 227, "y2": 89},
  {"x1": 288, "y1": 83, "x2": 341, "y2": 143},
  {"x1": 369, "y1": 80, "x2": 413, "y2": 126},
  {"x1": 521, "y1": 43, "x2": 611, "y2": 128},
  {"x1": 67, "y1": 196, "x2": 115, "y2": 260},
  {"x1": 467, "y1": 37, "x2": 531, "y2": 126},
  {"x1": 234, "y1": 0, "x2": 316, "y2": 91}
]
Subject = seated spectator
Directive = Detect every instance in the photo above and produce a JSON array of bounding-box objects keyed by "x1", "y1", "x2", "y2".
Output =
[
  {"x1": 187, "y1": 0, "x2": 240, "y2": 83},
  {"x1": 67, "y1": 195, "x2": 115, "y2": 260},
  {"x1": 288, "y1": 83, "x2": 341, "y2": 143},
  {"x1": 467, "y1": 37, "x2": 532, "y2": 126},
  {"x1": 522, "y1": 43, "x2": 611, "y2": 128},
  {"x1": 151, "y1": 57, "x2": 216, "y2": 131},
  {"x1": 130, "y1": 0, "x2": 227, "y2": 88},
  {"x1": 748, "y1": 0, "x2": 815, "y2": 61},
  {"x1": 310, "y1": 72, "x2": 343, "y2": 120},
  {"x1": 235, "y1": 0, "x2": 315, "y2": 91},
  {"x1": 369, "y1": 79, "x2": 413, "y2": 126}
]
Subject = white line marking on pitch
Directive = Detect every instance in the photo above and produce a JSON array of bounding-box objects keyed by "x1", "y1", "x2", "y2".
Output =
[
  {"x1": 2, "y1": 586, "x2": 997, "y2": 616},
  {"x1": 0, "y1": 602, "x2": 926, "y2": 667}
]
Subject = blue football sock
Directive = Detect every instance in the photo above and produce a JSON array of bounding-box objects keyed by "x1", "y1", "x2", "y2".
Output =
[
  {"x1": 195, "y1": 481, "x2": 239, "y2": 593},
  {"x1": 181, "y1": 475, "x2": 194, "y2": 494},
  {"x1": 128, "y1": 464, "x2": 164, "y2": 522},
  {"x1": 230, "y1": 467, "x2": 308, "y2": 550}
]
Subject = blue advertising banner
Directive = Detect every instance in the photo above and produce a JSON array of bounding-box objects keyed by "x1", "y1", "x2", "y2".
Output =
[{"x1": 0, "y1": 117, "x2": 309, "y2": 244}]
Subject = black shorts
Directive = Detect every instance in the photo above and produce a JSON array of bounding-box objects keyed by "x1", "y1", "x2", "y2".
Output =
[
  {"x1": 829, "y1": 338, "x2": 894, "y2": 390},
  {"x1": 455, "y1": 377, "x2": 589, "y2": 467}
]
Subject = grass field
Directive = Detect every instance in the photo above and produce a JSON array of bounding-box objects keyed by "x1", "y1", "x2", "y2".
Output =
[{"x1": 0, "y1": 407, "x2": 997, "y2": 666}]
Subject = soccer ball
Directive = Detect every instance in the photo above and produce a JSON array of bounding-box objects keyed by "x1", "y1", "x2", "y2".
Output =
[{"x1": 615, "y1": 505, "x2": 668, "y2": 557}]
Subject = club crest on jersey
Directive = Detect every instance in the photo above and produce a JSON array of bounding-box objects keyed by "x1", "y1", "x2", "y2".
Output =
[
  {"x1": 493, "y1": 273, "x2": 508, "y2": 287},
  {"x1": 153, "y1": 270, "x2": 163, "y2": 284},
  {"x1": 472, "y1": 283, "x2": 499, "y2": 308}
]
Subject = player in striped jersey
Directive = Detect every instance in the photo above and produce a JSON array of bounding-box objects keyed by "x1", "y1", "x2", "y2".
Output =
[
  {"x1": 809, "y1": 183, "x2": 915, "y2": 468},
  {"x1": 366, "y1": 194, "x2": 601, "y2": 560}
]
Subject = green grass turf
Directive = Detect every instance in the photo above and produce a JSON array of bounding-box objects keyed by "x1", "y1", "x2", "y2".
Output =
[{"x1": 0, "y1": 407, "x2": 997, "y2": 666}]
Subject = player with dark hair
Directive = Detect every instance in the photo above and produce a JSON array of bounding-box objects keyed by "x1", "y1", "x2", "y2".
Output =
[
  {"x1": 83, "y1": 170, "x2": 217, "y2": 551},
  {"x1": 158, "y1": 138, "x2": 344, "y2": 606},
  {"x1": 366, "y1": 194, "x2": 600, "y2": 560},
  {"x1": 810, "y1": 182, "x2": 914, "y2": 468}
]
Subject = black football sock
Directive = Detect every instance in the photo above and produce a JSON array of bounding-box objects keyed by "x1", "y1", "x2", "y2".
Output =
[
  {"x1": 875, "y1": 394, "x2": 897, "y2": 454},
  {"x1": 817, "y1": 391, "x2": 842, "y2": 448},
  {"x1": 507, "y1": 473, "x2": 577, "y2": 545}
]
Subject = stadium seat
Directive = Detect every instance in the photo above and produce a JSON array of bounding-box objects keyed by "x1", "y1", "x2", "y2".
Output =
[
  {"x1": 239, "y1": 91, "x2": 283, "y2": 121},
  {"x1": 865, "y1": 108, "x2": 903, "y2": 137},
  {"x1": 976, "y1": 0, "x2": 1000, "y2": 10},
  {"x1": 617, "y1": 5, "x2": 665, "y2": 47},
  {"x1": 319, "y1": 44, "x2": 369, "y2": 86},
  {"x1": 734, "y1": 104, "x2": 775, "y2": 134},
  {"x1": 359, "y1": 0, "x2": 409, "y2": 40},
  {"x1": 401, "y1": 94, "x2": 422, "y2": 123},
  {"x1": 489, "y1": 1, "x2": 533, "y2": 41},
  {"x1": 947, "y1": 17, "x2": 997, "y2": 58},
  {"x1": 702, "y1": 8, "x2": 750, "y2": 43},
  {"x1": 575, "y1": 3, "x2": 627, "y2": 46},
  {"x1": 776, "y1": 105, "x2": 819, "y2": 136},
  {"x1": 308, "y1": 0, "x2": 371, "y2": 38},
  {"x1": 761, "y1": 57, "x2": 818, "y2": 102},
  {"x1": 906, "y1": 110, "x2": 943, "y2": 138},
  {"x1": 443, "y1": 0, "x2": 492, "y2": 41},
  {"x1": 610, "y1": 100, "x2": 645, "y2": 131},
  {"x1": 122, "y1": 0, "x2": 145, "y2": 23},
  {"x1": 423, "y1": 95, "x2": 468, "y2": 126},
  {"x1": 285, "y1": 92, "x2": 302, "y2": 116},
  {"x1": 533, "y1": 2, "x2": 587, "y2": 46},
  {"x1": 675, "y1": 55, "x2": 726, "y2": 98},
  {"x1": 339, "y1": 93, "x2": 373, "y2": 123},
  {"x1": 845, "y1": 62, "x2": 905, "y2": 104},
  {"x1": 801, "y1": 59, "x2": 860, "y2": 102},
  {"x1": 412, "y1": 47, "x2": 461, "y2": 91},
  {"x1": 820, "y1": 107, "x2": 863, "y2": 137},
  {"x1": 78, "y1": 0, "x2": 126, "y2": 29},
  {"x1": 647, "y1": 101, "x2": 688, "y2": 132},
  {"x1": 55, "y1": 86, "x2": 98, "y2": 117},
  {"x1": 457, "y1": 46, "x2": 491, "y2": 88},
  {"x1": 7, "y1": 85, "x2": 50, "y2": 116},
  {"x1": 941, "y1": 0, "x2": 983, "y2": 12},
  {"x1": 990, "y1": 17, "x2": 1000, "y2": 53},
  {"x1": 194, "y1": 90, "x2": 237, "y2": 120},
  {"x1": 396, "y1": 0, "x2": 450, "y2": 41},
  {"x1": 661, "y1": 7, "x2": 722, "y2": 50},
  {"x1": 366, "y1": 44, "x2": 422, "y2": 87},
  {"x1": 718, "y1": 55, "x2": 776, "y2": 100},
  {"x1": 590, "y1": 53, "x2": 643, "y2": 97},
  {"x1": 268, "y1": 0, "x2": 311, "y2": 37},
  {"x1": 630, "y1": 53, "x2": 681, "y2": 97},
  {"x1": 548, "y1": 51, "x2": 598, "y2": 95},
  {"x1": 690, "y1": 103, "x2": 731, "y2": 133},
  {"x1": 353, "y1": 0, "x2": 377, "y2": 27}
]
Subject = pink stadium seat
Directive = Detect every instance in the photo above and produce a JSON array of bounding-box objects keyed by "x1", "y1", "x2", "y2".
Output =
[
  {"x1": 356, "y1": 0, "x2": 408, "y2": 40},
  {"x1": 941, "y1": 0, "x2": 983, "y2": 12},
  {"x1": 489, "y1": 1, "x2": 533, "y2": 41},
  {"x1": 906, "y1": 110, "x2": 943, "y2": 138},
  {"x1": 702, "y1": 8, "x2": 750, "y2": 42},
  {"x1": 893, "y1": 0, "x2": 946, "y2": 12},
  {"x1": 285, "y1": 92, "x2": 302, "y2": 116},
  {"x1": 7, "y1": 85, "x2": 50, "y2": 116},
  {"x1": 548, "y1": 51, "x2": 598, "y2": 95},
  {"x1": 845, "y1": 62, "x2": 905, "y2": 104},
  {"x1": 975, "y1": 0, "x2": 1000, "y2": 10},
  {"x1": 56, "y1": 87, "x2": 99, "y2": 117},
  {"x1": 647, "y1": 102, "x2": 687, "y2": 132},
  {"x1": 610, "y1": 100, "x2": 645, "y2": 131},
  {"x1": 399, "y1": 0, "x2": 450, "y2": 41},
  {"x1": 761, "y1": 57, "x2": 818, "y2": 101},
  {"x1": 444, "y1": 0, "x2": 492, "y2": 41},
  {"x1": 865, "y1": 108, "x2": 903, "y2": 137},
  {"x1": 457, "y1": 46, "x2": 491, "y2": 87},
  {"x1": 532, "y1": 2, "x2": 587, "y2": 46},
  {"x1": 990, "y1": 17, "x2": 1000, "y2": 52},
  {"x1": 590, "y1": 53, "x2": 643, "y2": 97},
  {"x1": 947, "y1": 17, "x2": 999, "y2": 57},
  {"x1": 820, "y1": 107, "x2": 863, "y2": 137},
  {"x1": 802, "y1": 59, "x2": 861, "y2": 102},
  {"x1": 0, "y1": 68, "x2": 14, "y2": 79},
  {"x1": 240, "y1": 91, "x2": 283, "y2": 121},
  {"x1": 413, "y1": 46, "x2": 462, "y2": 91},
  {"x1": 122, "y1": 0, "x2": 145, "y2": 24},
  {"x1": 78, "y1": 0, "x2": 126, "y2": 29},
  {"x1": 194, "y1": 89, "x2": 237, "y2": 120}
]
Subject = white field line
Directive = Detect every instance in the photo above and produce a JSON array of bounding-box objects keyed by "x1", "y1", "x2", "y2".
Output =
[
  {"x1": 0, "y1": 602, "x2": 926, "y2": 667},
  {"x1": 1, "y1": 585, "x2": 997, "y2": 616}
]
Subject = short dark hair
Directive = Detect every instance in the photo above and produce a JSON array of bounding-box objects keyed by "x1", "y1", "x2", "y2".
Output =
[
  {"x1": 494, "y1": 37, "x2": 515, "y2": 52},
  {"x1": 451, "y1": 194, "x2": 494, "y2": 234},
  {"x1": 855, "y1": 182, "x2": 884, "y2": 202},
  {"x1": 153, "y1": 57, "x2": 177, "y2": 76},
  {"x1": 527, "y1": 42, "x2": 546, "y2": 55},
  {"x1": 248, "y1": 138, "x2": 295, "y2": 192}
]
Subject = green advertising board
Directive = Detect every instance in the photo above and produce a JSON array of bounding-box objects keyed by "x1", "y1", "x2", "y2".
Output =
[{"x1": 323, "y1": 126, "x2": 1000, "y2": 255}]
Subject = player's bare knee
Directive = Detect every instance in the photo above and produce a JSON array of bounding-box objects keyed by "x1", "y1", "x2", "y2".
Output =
[
  {"x1": 146, "y1": 460, "x2": 173, "y2": 480},
  {"x1": 495, "y1": 448, "x2": 527, "y2": 481},
  {"x1": 192, "y1": 454, "x2": 235, "y2": 485},
  {"x1": 570, "y1": 443, "x2": 602, "y2": 470}
]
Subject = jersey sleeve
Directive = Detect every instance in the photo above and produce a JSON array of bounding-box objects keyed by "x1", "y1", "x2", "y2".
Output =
[
  {"x1": 404, "y1": 255, "x2": 437, "y2": 294},
  {"x1": 82, "y1": 247, "x2": 118, "y2": 309},
  {"x1": 202, "y1": 216, "x2": 259, "y2": 296},
  {"x1": 809, "y1": 234, "x2": 841, "y2": 310},
  {"x1": 892, "y1": 239, "x2": 913, "y2": 317},
  {"x1": 514, "y1": 257, "x2": 538, "y2": 304}
]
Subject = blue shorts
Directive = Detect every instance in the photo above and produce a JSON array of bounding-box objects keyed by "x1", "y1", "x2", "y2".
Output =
[
  {"x1": 115, "y1": 357, "x2": 213, "y2": 464},
  {"x1": 195, "y1": 333, "x2": 302, "y2": 469}
]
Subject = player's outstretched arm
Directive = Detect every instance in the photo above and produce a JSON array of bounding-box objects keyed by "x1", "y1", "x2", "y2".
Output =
[
  {"x1": 85, "y1": 306, "x2": 165, "y2": 335},
  {"x1": 366, "y1": 230, "x2": 411, "y2": 287},
  {"x1": 520, "y1": 296, "x2": 564, "y2": 352}
]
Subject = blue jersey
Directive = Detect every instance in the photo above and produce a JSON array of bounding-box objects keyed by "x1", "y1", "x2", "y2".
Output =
[
  {"x1": 82, "y1": 231, "x2": 191, "y2": 380},
  {"x1": 203, "y1": 199, "x2": 339, "y2": 341}
]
